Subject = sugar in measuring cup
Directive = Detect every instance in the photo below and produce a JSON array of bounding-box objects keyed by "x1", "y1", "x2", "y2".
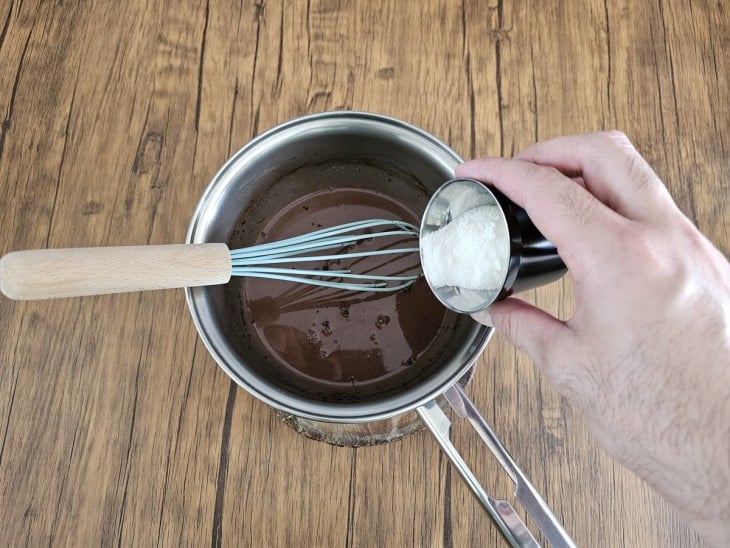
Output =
[{"x1": 420, "y1": 178, "x2": 567, "y2": 314}]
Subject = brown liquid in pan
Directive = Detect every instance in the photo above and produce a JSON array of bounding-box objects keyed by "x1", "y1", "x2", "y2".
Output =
[
  {"x1": 225, "y1": 160, "x2": 466, "y2": 403},
  {"x1": 239, "y1": 186, "x2": 448, "y2": 392}
]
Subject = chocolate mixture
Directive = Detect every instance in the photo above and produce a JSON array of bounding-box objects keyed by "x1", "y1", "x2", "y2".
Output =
[{"x1": 238, "y1": 186, "x2": 448, "y2": 391}]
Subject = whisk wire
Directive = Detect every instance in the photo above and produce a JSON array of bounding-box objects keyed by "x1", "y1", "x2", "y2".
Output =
[
  {"x1": 229, "y1": 219, "x2": 421, "y2": 292},
  {"x1": 231, "y1": 267, "x2": 418, "y2": 282},
  {"x1": 229, "y1": 222, "x2": 418, "y2": 259},
  {"x1": 232, "y1": 247, "x2": 420, "y2": 265},
  {"x1": 233, "y1": 271, "x2": 417, "y2": 292},
  {"x1": 233, "y1": 219, "x2": 417, "y2": 253}
]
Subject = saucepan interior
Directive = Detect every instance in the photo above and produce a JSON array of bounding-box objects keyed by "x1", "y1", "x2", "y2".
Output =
[{"x1": 186, "y1": 112, "x2": 491, "y2": 422}]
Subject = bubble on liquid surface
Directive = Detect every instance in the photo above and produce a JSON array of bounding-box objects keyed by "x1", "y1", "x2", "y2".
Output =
[{"x1": 375, "y1": 314, "x2": 390, "y2": 329}]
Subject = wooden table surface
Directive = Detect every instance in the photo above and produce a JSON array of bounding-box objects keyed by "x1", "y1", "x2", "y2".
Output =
[{"x1": 1, "y1": 1, "x2": 727, "y2": 546}]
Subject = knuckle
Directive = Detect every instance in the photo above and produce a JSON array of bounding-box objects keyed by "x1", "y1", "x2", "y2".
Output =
[
  {"x1": 552, "y1": 370, "x2": 589, "y2": 408},
  {"x1": 497, "y1": 311, "x2": 550, "y2": 363},
  {"x1": 602, "y1": 131, "x2": 646, "y2": 170},
  {"x1": 623, "y1": 150, "x2": 660, "y2": 194},
  {"x1": 497, "y1": 311, "x2": 523, "y2": 347},
  {"x1": 616, "y1": 222, "x2": 658, "y2": 265},
  {"x1": 617, "y1": 222, "x2": 690, "y2": 293},
  {"x1": 518, "y1": 162, "x2": 568, "y2": 212},
  {"x1": 601, "y1": 131, "x2": 666, "y2": 197},
  {"x1": 519, "y1": 160, "x2": 564, "y2": 184},
  {"x1": 558, "y1": 185, "x2": 599, "y2": 227},
  {"x1": 602, "y1": 129, "x2": 633, "y2": 148},
  {"x1": 520, "y1": 160, "x2": 555, "y2": 185},
  {"x1": 619, "y1": 222, "x2": 659, "y2": 263},
  {"x1": 550, "y1": 360, "x2": 599, "y2": 413}
]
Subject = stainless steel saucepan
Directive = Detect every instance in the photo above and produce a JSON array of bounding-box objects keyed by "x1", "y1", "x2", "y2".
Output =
[{"x1": 185, "y1": 111, "x2": 574, "y2": 547}]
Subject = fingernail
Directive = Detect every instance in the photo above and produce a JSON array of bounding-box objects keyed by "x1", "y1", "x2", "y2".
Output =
[{"x1": 471, "y1": 309, "x2": 493, "y2": 327}]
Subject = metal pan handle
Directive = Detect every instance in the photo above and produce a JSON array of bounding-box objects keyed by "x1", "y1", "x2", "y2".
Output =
[{"x1": 417, "y1": 383, "x2": 576, "y2": 548}]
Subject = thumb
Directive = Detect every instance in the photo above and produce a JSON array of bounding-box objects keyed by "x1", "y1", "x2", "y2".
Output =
[{"x1": 471, "y1": 297, "x2": 568, "y2": 367}]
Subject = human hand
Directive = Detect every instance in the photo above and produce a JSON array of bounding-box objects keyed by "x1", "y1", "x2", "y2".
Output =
[{"x1": 456, "y1": 132, "x2": 730, "y2": 546}]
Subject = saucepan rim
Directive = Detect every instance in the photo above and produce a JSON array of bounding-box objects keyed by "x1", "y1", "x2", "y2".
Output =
[{"x1": 185, "y1": 111, "x2": 492, "y2": 422}]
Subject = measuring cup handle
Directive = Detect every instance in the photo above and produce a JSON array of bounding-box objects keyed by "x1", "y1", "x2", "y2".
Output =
[{"x1": 417, "y1": 383, "x2": 576, "y2": 548}]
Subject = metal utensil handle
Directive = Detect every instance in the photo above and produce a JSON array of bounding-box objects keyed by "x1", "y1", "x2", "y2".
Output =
[
  {"x1": 417, "y1": 401, "x2": 539, "y2": 547},
  {"x1": 443, "y1": 383, "x2": 576, "y2": 548}
]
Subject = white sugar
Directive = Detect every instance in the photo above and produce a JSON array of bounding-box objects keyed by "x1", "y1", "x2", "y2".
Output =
[{"x1": 421, "y1": 205, "x2": 509, "y2": 290}]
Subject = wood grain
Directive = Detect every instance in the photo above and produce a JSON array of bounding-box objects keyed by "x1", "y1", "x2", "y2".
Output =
[
  {"x1": 0, "y1": 0, "x2": 726, "y2": 546},
  {"x1": 0, "y1": 244, "x2": 232, "y2": 299}
]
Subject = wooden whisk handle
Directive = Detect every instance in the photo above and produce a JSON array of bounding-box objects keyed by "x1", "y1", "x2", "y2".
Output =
[{"x1": 0, "y1": 244, "x2": 232, "y2": 300}]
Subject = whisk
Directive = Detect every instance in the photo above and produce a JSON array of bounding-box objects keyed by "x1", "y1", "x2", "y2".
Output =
[{"x1": 0, "y1": 219, "x2": 421, "y2": 300}]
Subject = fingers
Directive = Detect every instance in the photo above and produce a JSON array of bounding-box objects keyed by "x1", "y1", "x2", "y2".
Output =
[
  {"x1": 456, "y1": 157, "x2": 623, "y2": 273},
  {"x1": 514, "y1": 131, "x2": 676, "y2": 222},
  {"x1": 472, "y1": 297, "x2": 570, "y2": 374}
]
